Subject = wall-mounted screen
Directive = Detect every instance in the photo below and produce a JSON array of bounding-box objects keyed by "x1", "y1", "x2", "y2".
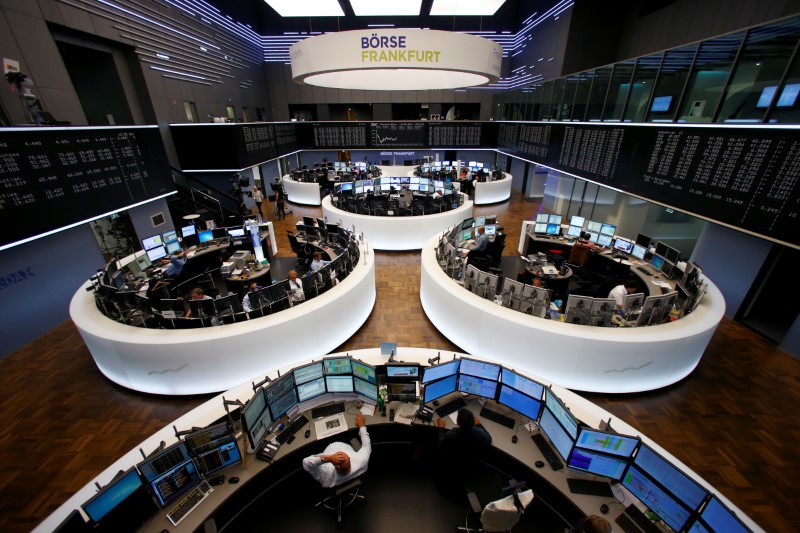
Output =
[{"x1": 651, "y1": 95, "x2": 673, "y2": 112}]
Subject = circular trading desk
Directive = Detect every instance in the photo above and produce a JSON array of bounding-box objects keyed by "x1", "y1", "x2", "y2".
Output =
[
  {"x1": 420, "y1": 234, "x2": 726, "y2": 394},
  {"x1": 36, "y1": 347, "x2": 761, "y2": 533},
  {"x1": 70, "y1": 247, "x2": 376, "y2": 396},
  {"x1": 281, "y1": 173, "x2": 322, "y2": 205},
  {"x1": 473, "y1": 172, "x2": 513, "y2": 205},
  {"x1": 322, "y1": 194, "x2": 473, "y2": 250}
]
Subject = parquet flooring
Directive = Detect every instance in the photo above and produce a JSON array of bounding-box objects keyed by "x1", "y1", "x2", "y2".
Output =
[{"x1": 0, "y1": 191, "x2": 797, "y2": 532}]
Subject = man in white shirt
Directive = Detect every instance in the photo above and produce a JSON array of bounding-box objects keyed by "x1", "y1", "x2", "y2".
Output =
[
  {"x1": 310, "y1": 251, "x2": 330, "y2": 272},
  {"x1": 242, "y1": 281, "x2": 263, "y2": 312},
  {"x1": 302, "y1": 414, "x2": 371, "y2": 488},
  {"x1": 287, "y1": 270, "x2": 305, "y2": 303},
  {"x1": 609, "y1": 280, "x2": 638, "y2": 308}
]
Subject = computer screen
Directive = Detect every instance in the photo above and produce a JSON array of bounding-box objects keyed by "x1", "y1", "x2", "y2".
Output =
[
  {"x1": 485, "y1": 224, "x2": 496, "y2": 235},
  {"x1": 325, "y1": 375, "x2": 354, "y2": 393},
  {"x1": 534, "y1": 223, "x2": 548, "y2": 234},
  {"x1": 423, "y1": 374, "x2": 457, "y2": 404},
  {"x1": 242, "y1": 387, "x2": 271, "y2": 448},
  {"x1": 323, "y1": 358, "x2": 352, "y2": 375},
  {"x1": 149, "y1": 458, "x2": 202, "y2": 508},
  {"x1": 228, "y1": 227, "x2": 245, "y2": 238},
  {"x1": 622, "y1": 465, "x2": 693, "y2": 532},
  {"x1": 266, "y1": 374, "x2": 297, "y2": 418},
  {"x1": 457, "y1": 375, "x2": 497, "y2": 399},
  {"x1": 460, "y1": 218, "x2": 474, "y2": 230},
  {"x1": 548, "y1": 214, "x2": 561, "y2": 225},
  {"x1": 777, "y1": 82, "x2": 800, "y2": 107},
  {"x1": 351, "y1": 360, "x2": 376, "y2": 383},
  {"x1": 182, "y1": 234, "x2": 199, "y2": 249},
  {"x1": 636, "y1": 233, "x2": 652, "y2": 247},
  {"x1": 613, "y1": 237, "x2": 634, "y2": 254},
  {"x1": 596, "y1": 233, "x2": 612, "y2": 247},
  {"x1": 386, "y1": 364, "x2": 419, "y2": 378},
  {"x1": 501, "y1": 369, "x2": 544, "y2": 399},
  {"x1": 651, "y1": 95, "x2": 673, "y2": 112},
  {"x1": 654, "y1": 241, "x2": 668, "y2": 257},
  {"x1": 755, "y1": 85, "x2": 777, "y2": 108},
  {"x1": 137, "y1": 442, "x2": 190, "y2": 483},
  {"x1": 536, "y1": 213, "x2": 550, "y2": 223},
  {"x1": 459, "y1": 358, "x2": 501, "y2": 380},
  {"x1": 690, "y1": 495, "x2": 751, "y2": 533},
  {"x1": 631, "y1": 244, "x2": 647, "y2": 260},
  {"x1": 184, "y1": 423, "x2": 241, "y2": 476},
  {"x1": 462, "y1": 229, "x2": 473, "y2": 241},
  {"x1": 539, "y1": 408, "x2": 574, "y2": 461},
  {"x1": 660, "y1": 259, "x2": 675, "y2": 278},
  {"x1": 567, "y1": 225, "x2": 583, "y2": 238},
  {"x1": 599, "y1": 223, "x2": 616, "y2": 236},
  {"x1": 341, "y1": 182, "x2": 353, "y2": 192},
  {"x1": 546, "y1": 223, "x2": 560, "y2": 236},
  {"x1": 182, "y1": 225, "x2": 196, "y2": 237},
  {"x1": 651, "y1": 254, "x2": 666, "y2": 270},
  {"x1": 142, "y1": 234, "x2": 162, "y2": 250},
  {"x1": 294, "y1": 362, "x2": 324, "y2": 385},
  {"x1": 82, "y1": 467, "x2": 142, "y2": 523},
  {"x1": 570, "y1": 215, "x2": 585, "y2": 227},
  {"x1": 354, "y1": 377, "x2": 378, "y2": 402},
  {"x1": 162, "y1": 230, "x2": 177, "y2": 243},
  {"x1": 567, "y1": 448, "x2": 629, "y2": 481},
  {"x1": 665, "y1": 246, "x2": 681, "y2": 264},
  {"x1": 587, "y1": 232, "x2": 599, "y2": 244},
  {"x1": 634, "y1": 443, "x2": 708, "y2": 511},
  {"x1": 165, "y1": 240, "x2": 181, "y2": 254},
  {"x1": 498, "y1": 385, "x2": 542, "y2": 420},
  {"x1": 297, "y1": 376, "x2": 326, "y2": 402},
  {"x1": 475, "y1": 216, "x2": 486, "y2": 227},
  {"x1": 575, "y1": 428, "x2": 639, "y2": 457},
  {"x1": 586, "y1": 221, "x2": 602, "y2": 233},
  {"x1": 198, "y1": 230, "x2": 214, "y2": 243},
  {"x1": 421, "y1": 359, "x2": 460, "y2": 384},
  {"x1": 544, "y1": 391, "x2": 579, "y2": 438}
]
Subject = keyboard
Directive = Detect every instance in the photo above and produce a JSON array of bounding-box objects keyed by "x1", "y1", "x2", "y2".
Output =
[
  {"x1": 275, "y1": 414, "x2": 309, "y2": 444},
  {"x1": 435, "y1": 397, "x2": 466, "y2": 418},
  {"x1": 531, "y1": 433, "x2": 563, "y2": 470},
  {"x1": 566, "y1": 478, "x2": 614, "y2": 497},
  {"x1": 311, "y1": 402, "x2": 345, "y2": 419},
  {"x1": 636, "y1": 266, "x2": 654, "y2": 276},
  {"x1": 616, "y1": 504, "x2": 662, "y2": 533},
  {"x1": 479, "y1": 407, "x2": 515, "y2": 429},
  {"x1": 166, "y1": 481, "x2": 213, "y2": 526}
]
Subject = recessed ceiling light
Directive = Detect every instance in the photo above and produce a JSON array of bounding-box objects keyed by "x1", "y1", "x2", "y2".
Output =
[
  {"x1": 430, "y1": 0, "x2": 507, "y2": 16},
  {"x1": 350, "y1": 0, "x2": 422, "y2": 16},
  {"x1": 264, "y1": 0, "x2": 344, "y2": 17}
]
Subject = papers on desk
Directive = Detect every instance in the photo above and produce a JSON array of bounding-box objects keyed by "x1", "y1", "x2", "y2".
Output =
[
  {"x1": 394, "y1": 403, "x2": 418, "y2": 425},
  {"x1": 359, "y1": 403, "x2": 376, "y2": 416},
  {"x1": 314, "y1": 413, "x2": 348, "y2": 440},
  {"x1": 541, "y1": 265, "x2": 558, "y2": 275},
  {"x1": 653, "y1": 280, "x2": 672, "y2": 289}
]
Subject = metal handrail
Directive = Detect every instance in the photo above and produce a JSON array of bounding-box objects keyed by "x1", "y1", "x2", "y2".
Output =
[{"x1": 190, "y1": 187, "x2": 225, "y2": 222}]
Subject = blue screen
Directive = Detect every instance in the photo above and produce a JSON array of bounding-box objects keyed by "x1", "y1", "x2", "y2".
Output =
[
  {"x1": 539, "y1": 408, "x2": 574, "y2": 461},
  {"x1": 422, "y1": 360, "x2": 460, "y2": 384},
  {"x1": 690, "y1": 495, "x2": 750, "y2": 533},
  {"x1": 546, "y1": 223, "x2": 560, "y2": 235},
  {"x1": 576, "y1": 428, "x2": 639, "y2": 458},
  {"x1": 198, "y1": 230, "x2": 213, "y2": 243},
  {"x1": 777, "y1": 83, "x2": 800, "y2": 107},
  {"x1": 242, "y1": 388, "x2": 270, "y2": 447},
  {"x1": 354, "y1": 378, "x2": 378, "y2": 401},
  {"x1": 568, "y1": 448, "x2": 629, "y2": 481},
  {"x1": 459, "y1": 359, "x2": 500, "y2": 380},
  {"x1": 194, "y1": 440, "x2": 241, "y2": 476},
  {"x1": 756, "y1": 85, "x2": 777, "y2": 108},
  {"x1": 651, "y1": 95, "x2": 672, "y2": 112},
  {"x1": 622, "y1": 465, "x2": 692, "y2": 531},
  {"x1": 269, "y1": 390, "x2": 298, "y2": 419},
  {"x1": 501, "y1": 369, "x2": 544, "y2": 399},
  {"x1": 266, "y1": 374, "x2": 294, "y2": 403},
  {"x1": 597, "y1": 233, "x2": 612, "y2": 247},
  {"x1": 544, "y1": 391, "x2": 579, "y2": 439},
  {"x1": 651, "y1": 254, "x2": 666, "y2": 270},
  {"x1": 82, "y1": 469, "x2": 142, "y2": 522},
  {"x1": 634, "y1": 444, "x2": 708, "y2": 510},
  {"x1": 457, "y1": 375, "x2": 497, "y2": 399},
  {"x1": 424, "y1": 374, "x2": 457, "y2": 404},
  {"x1": 567, "y1": 225, "x2": 583, "y2": 237},
  {"x1": 498, "y1": 385, "x2": 541, "y2": 420},
  {"x1": 150, "y1": 458, "x2": 201, "y2": 507}
]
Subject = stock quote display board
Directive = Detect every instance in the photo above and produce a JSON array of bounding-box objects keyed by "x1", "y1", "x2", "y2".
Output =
[
  {"x1": 498, "y1": 122, "x2": 800, "y2": 248},
  {"x1": 0, "y1": 126, "x2": 173, "y2": 249},
  {"x1": 171, "y1": 123, "x2": 288, "y2": 170},
  {"x1": 295, "y1": 121, "x2": 497, "y2": 150}
]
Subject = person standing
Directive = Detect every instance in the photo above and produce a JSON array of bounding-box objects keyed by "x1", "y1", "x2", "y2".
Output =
[
  {"x1": 252, "y1": 185, "x2": 264, "y2": 218},
  {"x1": 275, "y1": 186, "x2": 286, "y2": 220}
]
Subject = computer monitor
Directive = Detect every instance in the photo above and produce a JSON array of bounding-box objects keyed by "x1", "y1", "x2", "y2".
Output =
[
  {"x1": 162, "y1": 230, "x2": 177, "y2": 243},
  {"x1": 198, "y1": 230, "x2": 214, "y2": 243},
  {"x1": 81, "y1": 467, "x2": 143, "y2": 524},
  {"x1": 498, "y1": 385, "x2": 542, "y2": 420},
  {"x1": 570, "y1": 215, "x2": 585, "y2": 228},
  {"x1": 266, "y1": 374, "x2": 297, "y2": 419},
  {"x1": 228, "y1": 227, "x2": 245, "y2": 238},
  {"x1": 149, "y1": 457, "x2": 202, "y2": 508},
  {"x1": 423, "y1": 374, "x2": 457, "y2": 404},
  {"x1": 613, "y1": 237, "x2": 634, "y2": 254},
  {"x1": 165, "y1": 240, "x2": 181, "y2": 254},
  {"x1": 242, "y1": 387, "x2": 271, "y2": 448},
  {"x1": 544, "y1": 390, "x2": 579, "y2": 438},
  {"x1": 462, "y1": 228, "x2": 473, "y2": 241},
  {"x1": 294, "y1": 362, "x2": 324, "y2": 385},
  {"x1": 622, "y1": 292, "x2": 645, "y2": 315},
  {"x1": 181, "y1": 225, "x2": 196, "y2": 238},
  {"x1": 386, "y1": 364, "x2": 420, "y2": 379},
  {"x1": 631, "y1": 243, "x2": 647, "y2": 260},
  {"x1": 633, "y1": 443, "x2": 708, "y2": 512},
  {"x1": 587, "y1": 232, "x2": 600, "y2": 244},
  {"x1": 183, "y1": 423, "x2": 242, "y2": 476},
  {"x1": 303, "y1": 216, "x2": 316, "y2": 227},
  {"x1": 534, "y1": 223, "x2": 548, "y2": 234},
  {"x1": 599, "y1": 223, "x2": 616, "y2": 236},
  {"x1": 545, "y1": 223, "x2": 560, "y2": 236},
  {"x1": 651, "y1": 95, "x2": 672, "y2": 112},
  {"x1": 659, "y1": 259, "x2": 675, "y2": 278},
  {"x1": 142, "y1": 234, "x2": 162, "y2": 250},
  {"x1": 459, "y1": 358, "x2": 501, "y2": 380},
  {"x1": 567, "y1": 448, "x2": 629, "y2": 481},
  {"x1": 586, "y1": 221, "x2": 602, "y2": 233},
  {"x1": 188, "y1": 298, "x2": 215, "y2": 319},
  {"x1": 575, "y1": 428, "x2": 639, "y2": 457},
  {"x1": 539, "y1": 408, "x2": 575, "y2": 461},
  {"x1": 535, "y1": 213, "x2": 549, "y2": 223},
  {"x1": 565, "y1": 295, "x2": 593, "y2": 326},
  {"x1": 457, "y1": 374, "x2": 498, "y2": 399},
  {"x1": 146, "y1": 246, "x2": 167, "y2": 262},
  {"x1": 665, "y1": 246, "x2": 681, "y2": 264},
  {"x1": 690, "y1": 495, "x2": 751, "y2": 533},
  {"x1": 421, "y1": 359, "x2": 460, "y2": 384},
  {"x1": 548, "y1": 214, "x2": 561, "y2": 225},
  {"x1": 636, "y1": 233, "x2": 652, "y2": 248},
  {"x1": 323, "y1": 357, "x2": 352, "y2": 375},
  {"x1": 501, "y1": 369, "x2": 544, "y2": 399},
  {"x1": 182, "y1": 234, "x2": 199, "y2": 249},
  {"x1": 621, "y1": 464, "x2": 693, "y2": 532},
  {"x1": 651, "y1": 254, "x2": 666, "y2": 270},
  {"x1": 485, "y1": 224, "x2": 496, "y2": 235},
  {"x1": 596, "y1": 233, "x2": 612, "y2": 247},
  {"x1": 325, "y1": 375, "x2": 354, "y2": 393},
  {"x1": 654, "y1": 241, "x2": 668, "y2": 257},
  {"x1": 567, "y1": 225, "x2": 583, "y2": 238},
  {"x1": 351, "y1": 360, "x2": 376, "y2": 383},
  {"x1": 297, "y1": 376, "x2": 326, "y2": 402},
  {"x1": 354, "y1": 377, "x2": 378, "y2": 402}
]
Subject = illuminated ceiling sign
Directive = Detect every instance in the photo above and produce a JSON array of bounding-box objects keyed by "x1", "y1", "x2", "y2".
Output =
[
  {"x1": 430, "y1": 0, "x2": 508, "y2": 16},
  {"x1": 350, "y1": 0, "x2": 423, "y2": 16},
  {"x1": 264, "y1": 0, "x2": 344, "y2": 17},
  {"x1": 290, "y1": 29, "x2": 502, "y2": 90}
]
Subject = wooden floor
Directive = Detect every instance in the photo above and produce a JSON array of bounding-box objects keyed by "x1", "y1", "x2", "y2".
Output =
[{"x1": 1, "y1": 191, "x2": 798, "y2": 532}]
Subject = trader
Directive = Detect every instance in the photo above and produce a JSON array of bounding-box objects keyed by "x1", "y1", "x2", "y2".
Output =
[
  {"x1": 287, "y1": 270, "x2": 305, "y2": 304},
  {"x1": 302, "y1": 413, "x2": 371, "y2": 488},
  {"x1": 241, "y1": 281, "x2": 264, "y2": 313},
  {"x1": 463, "y1": 225, "x2": 489, "y2": 258},
  {"x1": 608, "y1": 280, "x2": 638, "y2": 308},
  {"x1": 310, "y1": 251, "x2": 330, "y2": 272},
  {"x1": 435, "y1": 409, "x2": 493, "y2": 498},
  {"x1": 162, "y1": 250, "x2": 187, "y2": 279},
  {"x1": 184, "y1": 287, "x2": 212, "y2": 318}
]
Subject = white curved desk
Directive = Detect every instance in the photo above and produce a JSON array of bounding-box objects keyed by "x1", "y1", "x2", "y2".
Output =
[
  {"x1": 321, "y1": 194, "x2": 473, "y2": 251},
  {"x1": 420, "y1": 234, "x2": 725, "y2": 393},
  {"x1": 281, "y1": 173, "x2": 322, "y2": 205},
  {"x1": 70, "y1": 248, "x2": 376, "y2": 396},
  {"x1": 473, "y1": 172, "x2": 513, "y2": 205},
  {"x1": 36, "y1": 347, "x2": 760, "y2": 533}
]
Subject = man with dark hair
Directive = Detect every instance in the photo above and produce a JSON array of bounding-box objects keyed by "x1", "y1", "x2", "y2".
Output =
[
  {"x1": 436, "y1": 408, "x2": 492, "y2": 449},
  {"x1": 435, "y1": 409, "x2": 493, "y2": 498},
  {"x1": 609, "y1": 279, "x2": 638, "y2": 308}
]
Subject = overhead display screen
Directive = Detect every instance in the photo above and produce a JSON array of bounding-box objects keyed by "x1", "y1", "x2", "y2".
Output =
[
  {"x1": 238, "y1": 124, "x2": 277, "y2": 165},
  {"x1": 371, "y1": 122, "x2": 426, "y2": 148},
  {"x1": 273, "y1": 123, "x2": 298, "y2": 155},
  {"x1": 428, "y1": 122, "x2": 493, "y2": 147},
  {"x1": 0, "y1": 126, "x2": 173, "y2": 250}
]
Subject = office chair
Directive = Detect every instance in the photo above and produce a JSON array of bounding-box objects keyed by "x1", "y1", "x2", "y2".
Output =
[
  {"x1": 287, "y1": 232, "x2": 314, "y2": 269},
  {"x1": 457, "y1": 480, "x2": 534, "y2": 533},
  {"x1": 314, "y1": 474, "x2": 367, "y2": 528}
]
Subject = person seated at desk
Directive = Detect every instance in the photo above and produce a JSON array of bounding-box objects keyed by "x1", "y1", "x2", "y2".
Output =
[
  {"x1": 609, "y1": 279, "x2": 638, "y2": 309},
  {"x1": 241, "y1": 281, "x2": 265, "y2": 312},
  {"x1": 435, "y1": 409, "x2": 493, "y2": 499},
  {"x1": 287, "y1": 270, "x2": 305, "y2": 304},
  {"x1": 184, "y1": 287, "x2": 212, "y2": 317},
  {"x1": 310, "y1": 251, "x2": 330, "y2": 272},
  {"x1": 161, "y1": 250, "x2": 187, "y2": 279},
  {"x1": 432, "y1": 189, "x2": 444, "y2": 200},
  {"x1": 463, "y1": 226, "x2": 489, "y2": 258},
  {"x1": 302, "y1": 413, "x2": 371, "y2": 488}
]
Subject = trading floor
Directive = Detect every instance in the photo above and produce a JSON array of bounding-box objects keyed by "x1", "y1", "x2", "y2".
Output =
[{"x1": 0, "y1": 191, "x2": 798, "y2": 532}]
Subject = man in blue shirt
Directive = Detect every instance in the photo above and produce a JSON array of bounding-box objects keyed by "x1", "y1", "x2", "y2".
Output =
[{"x1": 163, "y1": 251, "x2": 187, "y2": 278}]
